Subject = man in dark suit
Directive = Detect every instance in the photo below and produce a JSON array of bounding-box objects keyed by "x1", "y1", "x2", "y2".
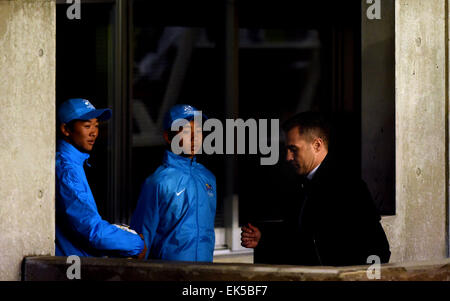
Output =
[{"x1": 241, "y1": 112, "x2": 391, "y2": 266}]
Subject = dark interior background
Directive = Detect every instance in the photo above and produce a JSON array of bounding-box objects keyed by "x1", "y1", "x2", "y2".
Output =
[{"x1": 56, "y1": 0, "x2": 394, "y2": 234}]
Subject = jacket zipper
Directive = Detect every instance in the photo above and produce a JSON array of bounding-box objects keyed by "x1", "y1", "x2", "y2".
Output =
[{"x1": 192, "y1": 166, "x2": 199, "y2": 262}]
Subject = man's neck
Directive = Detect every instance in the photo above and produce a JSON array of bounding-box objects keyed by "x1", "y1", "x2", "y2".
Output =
[
  {"x1": 307, "y1": 152, "x2": 328, "y2": 180},
  {"x1": 307, "y1": 163, "x2": 321, "y2": 180}
]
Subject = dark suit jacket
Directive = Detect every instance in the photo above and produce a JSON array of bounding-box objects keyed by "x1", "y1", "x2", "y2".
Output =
[{"x1": 256, "y1": 154, "x2": 391, "y2": 266}]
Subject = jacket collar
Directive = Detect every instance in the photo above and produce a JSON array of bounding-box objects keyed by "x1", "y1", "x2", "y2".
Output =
[
  {"x1": 57, "y1": 139, "x2": 90, "y2": 166},
  {"x1": 164, "y1": 150, "x2": 197, "y2": 169}
]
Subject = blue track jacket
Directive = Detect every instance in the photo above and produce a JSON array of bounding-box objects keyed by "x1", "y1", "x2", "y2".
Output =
[
  {"x1": 130, "y1": 151, "x2": 216, "y2": 262},
  {"x1": 55, "y1": 140, "x2": 144, "y2": 257}
]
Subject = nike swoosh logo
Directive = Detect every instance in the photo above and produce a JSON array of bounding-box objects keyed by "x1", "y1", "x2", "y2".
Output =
[{"x1": 176, "y1": 188, "x2": 186, "y2": 196}]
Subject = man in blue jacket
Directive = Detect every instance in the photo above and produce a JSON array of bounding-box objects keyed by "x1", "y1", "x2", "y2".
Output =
[
  {"x1": 130, "y1": 104, "x2": 216, "y2": 262},
  {"x1": 56, "y1": 98, "x2": 146, "y2": 258}
]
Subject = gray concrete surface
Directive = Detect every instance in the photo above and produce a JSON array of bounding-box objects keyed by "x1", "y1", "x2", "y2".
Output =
[
  {"x1": 380, "y1": 0, "x2": 448, "y2": 262},
  {"x1": 0, "y1": 0, "x2": 56, "y2": 281}
]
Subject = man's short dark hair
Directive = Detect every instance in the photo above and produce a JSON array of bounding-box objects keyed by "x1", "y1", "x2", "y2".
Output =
[{"x1": 282, "y1": 112, "x2": 331, "y2": 147}]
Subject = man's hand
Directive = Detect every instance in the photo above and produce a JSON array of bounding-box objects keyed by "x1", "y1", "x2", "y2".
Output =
[
  {"x1": 241, "y1": 223, "x2": 261, "y2": 248},
  {"x1": 136, "y1": 234, "x2": 147, "y2": 260}
]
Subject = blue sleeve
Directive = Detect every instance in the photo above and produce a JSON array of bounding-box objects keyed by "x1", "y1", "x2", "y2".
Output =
[
  {"x1": 58, "y1": 169, "x2": 144, "y2": 257},
  {"x1": 130, "y1": 179, "x2": 160, "y2": 259}
]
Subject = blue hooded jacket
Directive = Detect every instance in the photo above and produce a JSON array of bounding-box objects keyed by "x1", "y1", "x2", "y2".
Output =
[
  {"x1": 130, "y1": 151, "x2": 216, "y2": 262},
  {"x1": 55, "y1": 140, "x2": 144, "y2": 257}
]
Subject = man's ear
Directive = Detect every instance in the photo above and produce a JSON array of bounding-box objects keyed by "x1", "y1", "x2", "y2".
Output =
[
  {"x1": 313, "y1": 137, "x2": 324, "y2": 152},
  {"x1": 60, "y1": 123, "x2": 71, "y2": 137},
  {"x1": 163, "y1": 131, "x2": 171, "y2": 145}
]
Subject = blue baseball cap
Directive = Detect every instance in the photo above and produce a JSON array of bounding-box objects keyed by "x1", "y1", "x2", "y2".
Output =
[
  {"x1": 163, "y1": 104, "x2": 207, "y2": 130},
  {"x1": 57, "y1": 98, "x2": 112, "y2": 124}
]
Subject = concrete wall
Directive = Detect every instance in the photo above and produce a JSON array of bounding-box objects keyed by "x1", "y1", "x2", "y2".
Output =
[
  {"x1": 0, "y1": 0, "x2": 55, "y2": 280},
  {"x1": 380, "y1": 0, "x2": 448, "y2": 262}
]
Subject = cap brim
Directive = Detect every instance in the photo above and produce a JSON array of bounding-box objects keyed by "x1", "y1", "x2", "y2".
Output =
[{"x1": 78, "y1": 109, "x2": 112, "y2": 122}]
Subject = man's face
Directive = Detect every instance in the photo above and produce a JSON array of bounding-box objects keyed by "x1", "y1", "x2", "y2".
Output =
[
  {"x1": 178, "y1": 120, "x2": 203, "y2": 158},
  {"x1": 64, "y1": 118, "x2": 99, "y2": 152},
  {"x1": 285, "y1": 126, "x2": 318, "y2": 176}
]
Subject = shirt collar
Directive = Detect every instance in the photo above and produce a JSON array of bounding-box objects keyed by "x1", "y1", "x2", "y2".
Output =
[
  {"x1": 164, "y1": 150, "x2": 197, "y2": 169},
  {"x1": 57, "y1": 139, "x2": 90, "y2": 166},
  {"x1": 306, "y1": 162, "x2": 321, "y2": 180}
]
